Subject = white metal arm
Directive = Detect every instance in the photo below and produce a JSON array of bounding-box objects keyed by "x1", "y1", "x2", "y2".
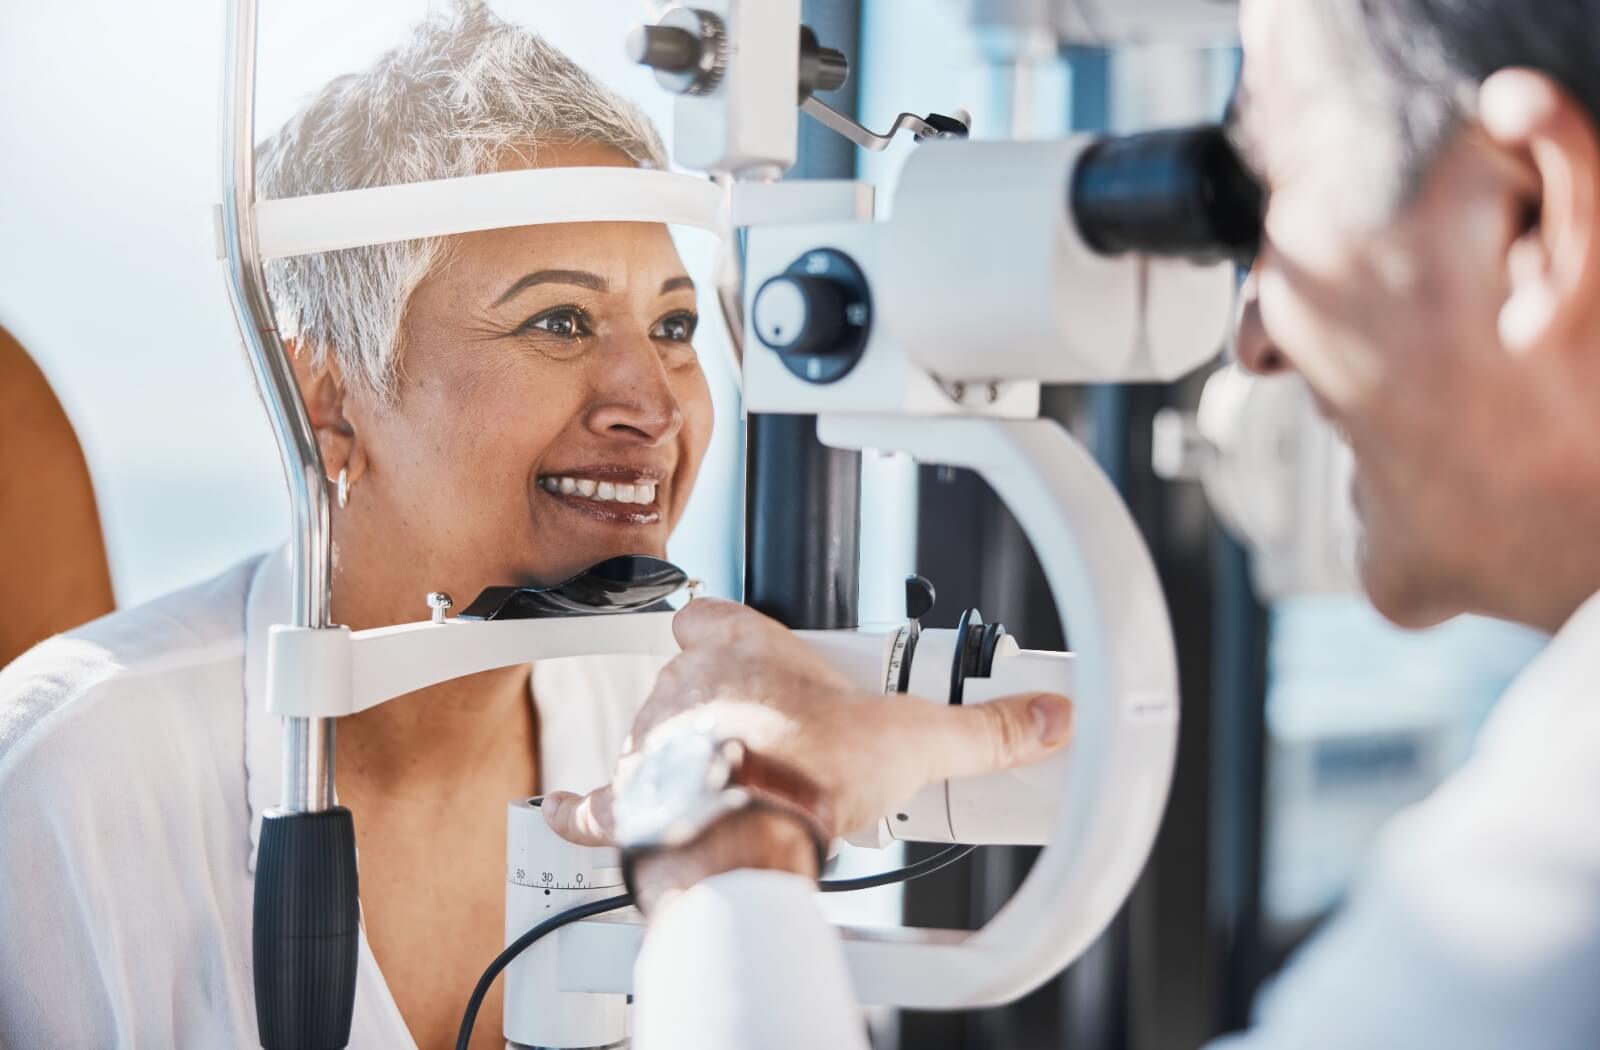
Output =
[
  {"x1": 254, "y1": 167, "x2": 723, "y2": 260},
  {"x1": 825, "y1": 415, "x2": 1177, "y2": 1006},
  {"x1": 264, "y1": 613, "x2": 682, "y2": 719},
  {"x1": 555, "y1": 414, "x2": 1179, "y2": 1009}
]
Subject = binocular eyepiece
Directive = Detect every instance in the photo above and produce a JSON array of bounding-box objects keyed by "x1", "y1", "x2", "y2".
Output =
[{"x1": 1071, "y1": 126, "x2": 1264, "y2": 266}]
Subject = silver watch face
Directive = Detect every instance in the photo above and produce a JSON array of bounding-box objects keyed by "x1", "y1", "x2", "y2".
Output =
[{"x1": 613, "y1": 726, "x2": 727, "y2": 848}]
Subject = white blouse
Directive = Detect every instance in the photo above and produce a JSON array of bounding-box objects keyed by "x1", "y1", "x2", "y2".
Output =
[{"x1": 0, "y1": 546, "x2": 660, "y2": 1048}]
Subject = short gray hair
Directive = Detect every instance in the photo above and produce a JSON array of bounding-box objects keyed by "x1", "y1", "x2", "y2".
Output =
[
  {"x1": 1321, "y1": 0, "x2": 1600, "y2": 202},
  {"x1": 257, "y1": 2, "x2": 668, "y2": 400}
]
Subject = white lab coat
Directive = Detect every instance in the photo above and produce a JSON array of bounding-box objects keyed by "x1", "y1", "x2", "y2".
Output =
[
  {"x1": 633, "y1": 592, "x2": 1600, "y2": 1050},
  {"x1": 0, "y1": 547, "x2": 661, "y2": 1048}
]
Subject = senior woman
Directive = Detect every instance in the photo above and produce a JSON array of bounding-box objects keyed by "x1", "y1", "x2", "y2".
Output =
[{"x1": 0, "y1": 7, "x2": 708, "y2": 1048}]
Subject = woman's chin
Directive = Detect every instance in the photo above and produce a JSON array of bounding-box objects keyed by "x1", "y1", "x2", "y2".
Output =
[{"x1": 518, "y1": 539, "x2": 671, "y2": 586}]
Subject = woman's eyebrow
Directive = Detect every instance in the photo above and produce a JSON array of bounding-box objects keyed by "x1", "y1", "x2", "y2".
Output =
[
  {"x1": 492, "y1": 269, "x2": 608, "y2": 306},
  {"x1": 661, "y1": 275, "x2": 695, "y2": 295}
]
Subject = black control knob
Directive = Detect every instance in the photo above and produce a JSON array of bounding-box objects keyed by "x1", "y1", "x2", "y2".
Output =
[
  {"x1": 752, "y1": 274, "x2": 848, "y2": 357},
  {"x1": 755, "y1": 249, "x2": 872, "y2": 385},
  {"x1": 904, "y1": 575, "x2": 936, "y2": 622}
]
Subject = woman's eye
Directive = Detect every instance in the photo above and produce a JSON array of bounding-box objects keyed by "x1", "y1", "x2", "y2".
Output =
[
  {"x1": 520, "y1": 308, "x2": 591, "y2": 339},
  {"x1": 652, "y1": 312, "x2": 698, "y2": 342}
]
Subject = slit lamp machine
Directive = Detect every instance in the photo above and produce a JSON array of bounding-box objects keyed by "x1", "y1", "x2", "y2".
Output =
[{"x1": 216, "y1": 1, "x2": 1263, "y2": 1046}]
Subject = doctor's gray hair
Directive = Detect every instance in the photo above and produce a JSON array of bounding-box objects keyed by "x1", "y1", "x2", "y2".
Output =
[
  {"x1": 1320, "y1": 0, "x2": 1600, "y2": 204},
  {"x1": 256, "y1": 2, "x2": 667, "y2": 400}
]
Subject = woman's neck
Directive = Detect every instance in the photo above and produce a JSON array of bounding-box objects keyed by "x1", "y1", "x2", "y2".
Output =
[
  {"x1": 339, "y1": 667, "x2": 537, "y2": 800},
  {"x1": 327, "y1": 533, "x2": 541, "y2": 804}
]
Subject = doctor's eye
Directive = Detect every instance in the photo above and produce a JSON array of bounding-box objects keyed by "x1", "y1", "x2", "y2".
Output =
[
  {"x1": 517, "y1": 307, "x2": 595, "y2": 340},
  {"x1": 651, "y1": 311, "x2": 698, "y2": 343}
]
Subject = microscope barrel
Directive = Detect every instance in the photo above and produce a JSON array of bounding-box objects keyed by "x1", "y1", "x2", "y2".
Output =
[
  {"x1": 1070, "y1": 126, "x2": 1263, "y2": 264},
  {"x1": 503, "y1": 799, "x2": 628, "y2": 1049}
]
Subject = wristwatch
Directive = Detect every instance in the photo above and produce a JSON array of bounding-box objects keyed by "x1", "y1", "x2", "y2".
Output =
[{"x1": 611, "y1": 718, "x2": 833, "y2": 896}]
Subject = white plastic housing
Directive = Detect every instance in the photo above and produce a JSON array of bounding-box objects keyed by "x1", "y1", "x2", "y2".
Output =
[
  {"x1": 885, "y1": 630, "x2": 1079, "y2": 846},
  {"x1": 1136, "y1": 256, "x2": 1238, "y2": 380},
  {"x1": 949, "y1": 646, "x2": 1078, "y2": 844},
  {"x1": 668, "y1": 0, "x2": 801, "y2": 177},
  {"x1": 742, "y1": 222, "x2": 1044, "y2": 419},
  {"x1": 504, "y1": 799, "x2": 628, "y2": 1049},
  {"x1": 730, "y1": 180, "x2": 875, "y2": 228},
  {"x1": 1050, "y1": 0, "x2": 1242, "y2": 45},
  {"x1": 740, "y1": 140, "x2": 1237, "y2": 420},
  {"x1": 890, "y1": 627, "x2": 965, "y2": 842},
  {"x1": 882, "y1": 137, "x2": 1141, "y2": 384}
]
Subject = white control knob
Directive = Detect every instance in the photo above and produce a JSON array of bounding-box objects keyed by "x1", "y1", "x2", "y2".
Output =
[{"x1": 753, "y1": 274, "x2": 847, "y2": 356}]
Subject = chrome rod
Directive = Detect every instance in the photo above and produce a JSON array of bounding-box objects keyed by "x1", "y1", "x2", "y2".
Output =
[
  {"x1": 800, "y1": 95, "x2": 939, "y2": 152},
  {"x1": 220, "y1": 0, "x2": 336, "y2": 813}
]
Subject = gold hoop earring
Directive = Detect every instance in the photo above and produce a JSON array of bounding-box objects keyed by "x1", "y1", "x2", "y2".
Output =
[{"x1": 337, "y1": 467, "x2": 350, "y2": 509}]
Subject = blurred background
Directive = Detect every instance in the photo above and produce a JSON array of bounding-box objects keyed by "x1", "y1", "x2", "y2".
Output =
[{"x1": 0, "y1": 0, "x2": 1549, "y2": 1047}]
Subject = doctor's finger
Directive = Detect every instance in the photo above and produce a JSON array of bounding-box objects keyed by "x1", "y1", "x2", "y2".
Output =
[
  {"x1": 902, "y1": 692, "x2": 1075, "y2": 784},
  {"x1": 541, "y1": 788, "x2": 615, "y2": 847},
  {"x1": 672, "y1": 596, "x2": 779, "y2": 650}
]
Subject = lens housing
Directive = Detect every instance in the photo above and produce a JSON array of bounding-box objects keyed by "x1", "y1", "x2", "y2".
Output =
[{"x1": 1071, "y1": 126, "x2": 1263, "y2": 265}]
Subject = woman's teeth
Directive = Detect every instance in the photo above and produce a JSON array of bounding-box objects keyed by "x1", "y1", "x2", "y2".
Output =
[{"x1": 539, "y1": 476, "x2": 658, "y2": 505}]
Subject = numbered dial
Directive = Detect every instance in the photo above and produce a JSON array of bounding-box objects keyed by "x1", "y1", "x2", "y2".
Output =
[
  {"x1": 506, "y1": 797, "x2": 623, "y2": 894},
  {"x1": 885, "y1": 624, "x2": 915, "y2": 695},
  {"x1": 752, "y1": 248, "x2": 872, "y2": 385},
  {"x1": 507, "y1": 867, "x2": 617, "y2": 892}
]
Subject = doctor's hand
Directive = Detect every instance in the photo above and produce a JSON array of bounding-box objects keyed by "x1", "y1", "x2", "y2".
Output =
[{"x1": 543, "y1": 598, "x2": 1074, "y2": 899}]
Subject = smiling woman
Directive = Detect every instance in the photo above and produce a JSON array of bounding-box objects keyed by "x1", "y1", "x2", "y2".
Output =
[
  {"x1": 305, "y1": 146, "x2": 713, "y2": 615},
  {"x1": 0, "y1": 5, "x2": 713, "y2": 1049}
]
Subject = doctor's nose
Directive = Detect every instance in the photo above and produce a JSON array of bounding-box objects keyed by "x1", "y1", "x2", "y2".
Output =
[{"x1": 1233, "y1": 267, "x2": 1288, "y2": 376}]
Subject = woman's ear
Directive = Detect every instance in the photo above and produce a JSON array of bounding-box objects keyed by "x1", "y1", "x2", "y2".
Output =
[
  {"x1": 285, "y1": 341, "x2": 369, "y2": 495},
  {"x1": 1480, "y1": 69, "x2": 1600, "y2": 355}
]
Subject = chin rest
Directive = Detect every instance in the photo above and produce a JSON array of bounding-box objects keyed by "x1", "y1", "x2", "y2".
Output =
[{"x1": 457, "y1": 554, "x2": 687, "y2": 620}]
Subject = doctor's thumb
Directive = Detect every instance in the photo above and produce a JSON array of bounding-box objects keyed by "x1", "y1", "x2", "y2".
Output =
[
  {"x1": 918, "y1": 692, "x2": 1075, "y2": 782},
  {"x1": 541, "y1": 788, "x2": 616, "y2": 847}
]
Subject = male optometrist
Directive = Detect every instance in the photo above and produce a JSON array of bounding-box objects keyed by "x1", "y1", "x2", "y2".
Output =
[{"x1": 547, "y1": 1, "x2": 1600, "y2": 1046}]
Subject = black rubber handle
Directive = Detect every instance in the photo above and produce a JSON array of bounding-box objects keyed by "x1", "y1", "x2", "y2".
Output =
[{"x1": 254, "y1": 807, "x2": 360, "y2": 1050}]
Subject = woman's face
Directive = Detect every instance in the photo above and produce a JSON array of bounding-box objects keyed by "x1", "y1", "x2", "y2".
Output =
[{"x1": 347, "y1": 143, "x2": 714, "y2": 597}]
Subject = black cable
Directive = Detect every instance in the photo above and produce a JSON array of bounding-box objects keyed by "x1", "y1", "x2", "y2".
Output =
[
  {"x1": 454, "y1": 892, "x2": 633, "y2": 1050},
  {"x1": 457, "y1": 844, "x2": 978, "y2": 1047},
  {"x1": 818, "y1": 843, "x2": 977, "y2": 893}
]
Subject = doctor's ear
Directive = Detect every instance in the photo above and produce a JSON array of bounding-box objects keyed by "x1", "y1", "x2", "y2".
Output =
[
  {"x1": 285, "y1": 340, "x2": 369, "y2": 500},
  {"x1": 1480, "y1": 69, "x2": 1600, "y2": 355}
]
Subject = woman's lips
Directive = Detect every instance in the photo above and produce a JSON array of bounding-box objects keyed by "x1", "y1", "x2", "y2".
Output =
[{"x1": 536, "y1": 472, "x2": 663, "y2": 526}]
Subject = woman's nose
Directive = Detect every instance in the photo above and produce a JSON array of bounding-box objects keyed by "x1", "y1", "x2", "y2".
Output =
[
  {"x1": 1234, "y1": 266, "x2": 1289, "y2": 376},
  {"x1": 584, "y1": 346, "x2": 684, "y2": 446}
]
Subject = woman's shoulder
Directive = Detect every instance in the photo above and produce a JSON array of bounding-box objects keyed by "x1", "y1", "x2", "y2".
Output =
[
  {"x1": 0, "y1": 555, "x2": 274, "y2": 1046},
  {"x1": 0, "y1": 554, "x2": 266, "y2": 790}
]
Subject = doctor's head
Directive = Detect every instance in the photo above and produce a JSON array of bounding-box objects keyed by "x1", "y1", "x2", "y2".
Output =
[
  {"x1": 1230, "y1": 0, "x2": 1600, "y2": 632},
  {"x1": 258, "y1": 4, "x2": 712, "y2": 625}
]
